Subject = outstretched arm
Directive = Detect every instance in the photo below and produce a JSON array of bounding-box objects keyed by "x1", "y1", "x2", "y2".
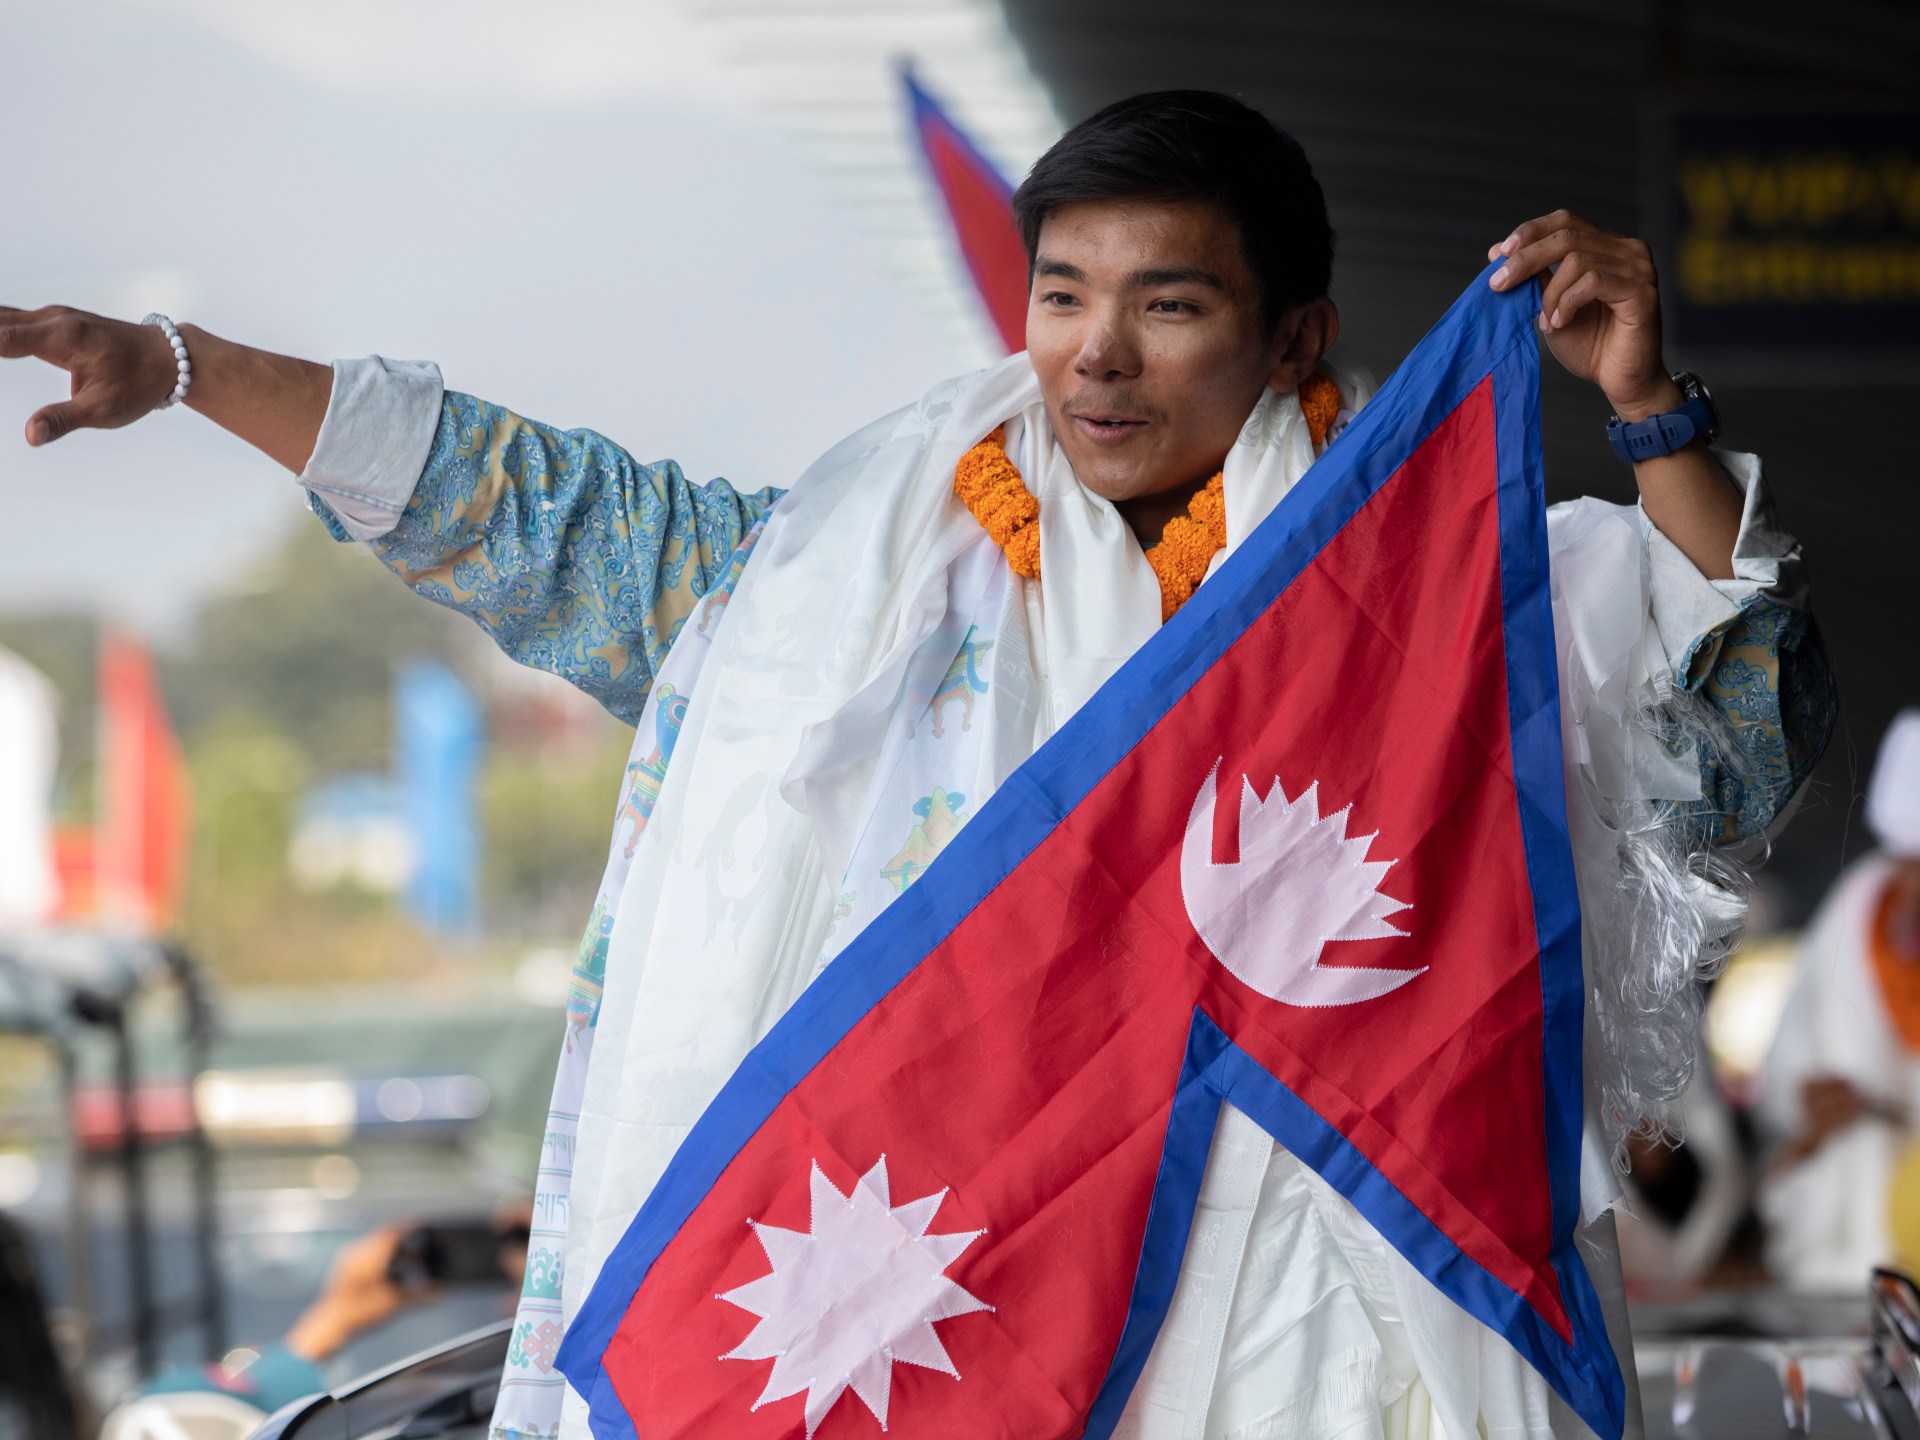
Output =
[
  {"x1": 0, "y1": 303, "x2": 781, "y2": 724},
  {"x1": 329, "y1": 388, "x2": 781, "y2": 724},
  {"x1": 0, "y1": 306, "x2": 331, "y2": 470}
]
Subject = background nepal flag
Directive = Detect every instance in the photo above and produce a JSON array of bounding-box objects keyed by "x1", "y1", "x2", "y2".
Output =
[{"x1": 557, "y1": 268, "x2": 1628, "y2": 1440}]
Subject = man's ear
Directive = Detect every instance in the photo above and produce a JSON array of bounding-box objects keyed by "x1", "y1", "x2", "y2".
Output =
[{"x1": 1265, "y1": 297, "x2": 1340, "y2": 391}]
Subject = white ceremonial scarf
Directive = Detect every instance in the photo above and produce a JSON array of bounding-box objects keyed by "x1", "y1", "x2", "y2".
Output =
[
  {"x1": 559, "y1": 353, "x2": 1363, "y2": 1377},
  {"x1": 554, "y1": 349, "x2": 1710, "y2": 1440}
]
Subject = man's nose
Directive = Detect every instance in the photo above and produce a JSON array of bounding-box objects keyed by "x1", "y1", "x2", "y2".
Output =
[{"x1": 1073, "y1": 311, "x2": 1142, "y2": 380}]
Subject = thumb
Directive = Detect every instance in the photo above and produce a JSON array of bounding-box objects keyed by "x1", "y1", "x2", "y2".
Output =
[{"x1": 27, "y1": 391, "x2": 115, "y2": 447}]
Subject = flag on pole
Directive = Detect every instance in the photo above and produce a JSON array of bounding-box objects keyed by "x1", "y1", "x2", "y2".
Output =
[
  {"x1": 558, "y1": 269, "x2": 1626, "y2": 1440},
  {"x1": 95, "y1": 632, "x2": 191, "y2": 933},
  {"x1": 902, "y1": 66, "x2": 1031, "y2": 355}
]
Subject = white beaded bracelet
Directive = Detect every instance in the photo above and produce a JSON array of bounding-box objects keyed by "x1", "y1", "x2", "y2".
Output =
[{"x1": 141, "y1": 313, "x2": 193, "y2": 409}]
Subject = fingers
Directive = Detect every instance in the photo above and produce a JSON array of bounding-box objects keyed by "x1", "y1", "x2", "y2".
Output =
[
  {"x1": 0, "y1": 305, "x2": 62, "y2": 327},
  {"x1": 1487, "y1": 210, "x2": 1593, "y2": 260},
  {"x1": 1491, "y1": 228, "x2": 1651, "y2": 292},
  {"x1": 1538, "y1": 259, "x2": 1654, "y2": 333},
  {"x1": 1, "y1": 317, "x2": 82, "y2": 445},
  {"x1": 1488, "y1": 210, "x2": 1612, "y2": 264},
  {"x1": 1486, "y1": 210, "x2": 1654, "y2": 293},
  {"x1": 6, "y1": 310, "x2": 173, "y2": 445},
  {"x1": 0, "y1": 307, "x2": 82, "y2": 358},
  {"x1": 0, "y1": 320, "x2": 63, "y2": 363},
  {"x1": 28, "y1": 388, "x2": 123, "y2": 447}
]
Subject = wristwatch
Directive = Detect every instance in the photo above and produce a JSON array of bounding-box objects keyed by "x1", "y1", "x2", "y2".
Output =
[{"x1": 1605, "y1": 371, "x2": 1719, "y2": 464}]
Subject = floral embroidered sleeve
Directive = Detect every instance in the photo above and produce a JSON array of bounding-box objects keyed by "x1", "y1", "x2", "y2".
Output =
[
  {"x1": 1672, "y1": 598, "x2": 1837, "y2": 845},
  {"x1": 1637, "y1": 448, "x2": 1838, "y2": 847},
  {"x1": 309, "y1": 392, "x2": 782, "y2": 726}
]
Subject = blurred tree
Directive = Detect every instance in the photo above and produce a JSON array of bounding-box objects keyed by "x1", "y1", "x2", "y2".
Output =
[
  {"x1": 166, "y1": 522, "x2": 473, "y2": 763},
  {"x1": 480, "y1": 728, "x2": 635, "y2": 941},
  {"x1": 2, "y1": 517, "x2": 636, "y2": 983}
]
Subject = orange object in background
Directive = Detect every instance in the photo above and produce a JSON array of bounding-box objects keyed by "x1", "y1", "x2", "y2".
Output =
[
  {"x1": 50, "y1": 825, "x2": 98, "y2": 921},
  {"x1": 1872, "y1": 878, "x2": 1920, "y2": 1055},
  {"x1": 56, "y1": 632, "x2": 193, "y2": 932}
]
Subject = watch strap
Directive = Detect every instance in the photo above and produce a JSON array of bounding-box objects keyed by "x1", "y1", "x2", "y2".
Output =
[{"x1": 1607, "y1": 393, "x2": 1713, "y2": 464}]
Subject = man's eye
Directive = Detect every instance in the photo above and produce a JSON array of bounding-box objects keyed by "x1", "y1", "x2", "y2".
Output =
[
  {"x1": 1039, "y1": 292, "x2": 1078, "y2": 308},
  {"x1": 1150, "y1": 299, "x2": 1192, "y2": 315}
]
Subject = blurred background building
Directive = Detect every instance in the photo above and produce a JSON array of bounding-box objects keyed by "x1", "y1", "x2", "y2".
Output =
[
  {"x1": 996, "y1": 0, "x2": 1919, "y2": 913},
  {"x1": 0, "y1": 0, "x2": 1916, "y2": 1426}
]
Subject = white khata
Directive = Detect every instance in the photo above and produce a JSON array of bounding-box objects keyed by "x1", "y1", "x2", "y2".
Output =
[{"x1": 0, "y1": 88, "x2": 1835, "y2": 1440}]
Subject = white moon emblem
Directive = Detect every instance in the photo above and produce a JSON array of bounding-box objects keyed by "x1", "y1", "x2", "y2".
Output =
[{"x1": 1180, "y1": 760, "x2": 1423, "y2": 1007}]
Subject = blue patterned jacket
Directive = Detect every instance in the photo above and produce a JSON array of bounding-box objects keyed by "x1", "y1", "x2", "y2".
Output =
[{"x1": 314, "y1": 391, "x2": 1835, "y2": 845}]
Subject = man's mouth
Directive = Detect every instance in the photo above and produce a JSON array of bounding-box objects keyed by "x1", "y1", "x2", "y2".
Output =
[{"x1": 1070, "y1": 413, "x2": 1150, "y2": 444}]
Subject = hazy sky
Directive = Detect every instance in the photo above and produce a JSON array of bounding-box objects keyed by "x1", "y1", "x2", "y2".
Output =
[{"x1": 0, "y1": 0, "x2": 987, "y2": 629}]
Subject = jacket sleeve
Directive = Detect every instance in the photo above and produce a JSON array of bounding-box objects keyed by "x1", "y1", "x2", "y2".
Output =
[
  {"x1": 1644, "y1": 449, "x2": 1836, "y2": 845},
  {"x1": 300, "y1": 359, "x2": 781, "y2": 726}
]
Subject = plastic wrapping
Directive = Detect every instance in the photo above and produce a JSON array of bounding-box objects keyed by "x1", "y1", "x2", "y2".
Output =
[
  {"x1": 1547, "y1": 495, "x2": 1759, "y2": 1164},
  {"x1": 1582, "y1": 687, "x2": 1752, "y2": 1157}
]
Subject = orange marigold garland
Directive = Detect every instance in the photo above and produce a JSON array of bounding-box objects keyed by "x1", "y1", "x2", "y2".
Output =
[
  {"x1": 1298, "y1": 368, "x2": 1341, "y2": 450},
  {"x1": 951, "y1": 371, "x2": 1341, "y2": 618},
  {"x1": 951, "y1": 426, "x2": 1041, "y2": 578},
  {"x1": 1144, "y1": 474, "x2": 1227, "y2": 621}
]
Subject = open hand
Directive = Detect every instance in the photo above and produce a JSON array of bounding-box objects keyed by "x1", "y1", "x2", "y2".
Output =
[
  {"x1": 0, "y1": 305, "x2": 182, "y2": 446},
  {"x1": 1485, "y1": 211, "x2": 1679, "y2": 422},
  {"x1": 284, "y1": 1226, "x2": 428, "y2": 1362},
  {"x1": 1802, "y1": 1075, "x2": 1869, "y2": 1142}
]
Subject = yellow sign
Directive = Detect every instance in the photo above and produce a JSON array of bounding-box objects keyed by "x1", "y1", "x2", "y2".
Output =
[
  {"x1": 1677, "y1": 151, "x2": 1920, "y2": 307},
  {"x1": 1664, "y1": 109, "x2": 1920, "y2": 360}
]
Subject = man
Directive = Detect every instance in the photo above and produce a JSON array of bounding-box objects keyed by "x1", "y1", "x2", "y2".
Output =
[
  {"x1": 1759, "y1": 711, "x2": 1919, "y2": 1290},
  {"x1": 4, "y1": 92, "x2": 1830, "y2": 1439}
]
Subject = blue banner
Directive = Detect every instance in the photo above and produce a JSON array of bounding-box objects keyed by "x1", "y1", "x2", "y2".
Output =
[{"x1": 396, "y1": 660, "x2": 482, "y2": 935}]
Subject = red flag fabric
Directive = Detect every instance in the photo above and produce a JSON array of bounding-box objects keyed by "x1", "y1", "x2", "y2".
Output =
[
  {"x1": 904, "y1": 68, "x2": 1031, "y2": 355},
  {"x1": 559, "y1": 270, "x2": 1624, "y2": 1439},
  {"x1": 95, "y1": 632, "x2": 191, "y2": 931}
]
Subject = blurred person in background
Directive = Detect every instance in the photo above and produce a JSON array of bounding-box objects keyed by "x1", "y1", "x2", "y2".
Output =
[
  {"x1": 2, "y1": 91, "x2": 1836, "y2": 1440},
  {"x1": 100, "y1": 1228, "x2": 431, "y2": 1440},
  {"x1": 100, "y1": 1213, "x2": 530, "y2": 1440},
  {"x1": 1614, "y1": 1077, "x2": 1755, "y2": 1294},
  {"x1": 1759, "y1": 710, "x2": 1920, "y2": 1290}
]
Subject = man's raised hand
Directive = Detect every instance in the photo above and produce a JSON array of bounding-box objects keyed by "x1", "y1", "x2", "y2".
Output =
[
  {"x1": 0, "y1": 305, "x2": 183, "y2": 446},
  {"x1": 0, "y1": 309, "x2": 333, "y2": 472},
  {"x1": 1484, "y1": 211, "x2": 1679, "y2": 424},
  {"x1": 1485, "y1": 209, "x2": 1743, "y2": 581}
]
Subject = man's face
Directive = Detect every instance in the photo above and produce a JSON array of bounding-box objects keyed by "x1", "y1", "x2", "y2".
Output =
[{"x1": 1025, "y1": 199, "x2": 1282, "y2": 507}]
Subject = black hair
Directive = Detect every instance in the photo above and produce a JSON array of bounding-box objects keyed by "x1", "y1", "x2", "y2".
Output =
[{"x1": 1010, "y1": 91, "x2": 1334, "y2": 331}]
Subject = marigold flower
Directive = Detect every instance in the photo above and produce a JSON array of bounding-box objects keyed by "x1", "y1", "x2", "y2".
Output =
[
  {"x1": 1299, "y1": 370, "x2": 1340, "y2": 450},
  {"x1": 952, "y1": 371, "x2": 1338, "y2": 620},
  {"x1": 1145, "y1": 475, "x2": 1226, "y2": 621},
  {"x1": 953, "y1": 427, "x2": 1041, "y2": 578}
]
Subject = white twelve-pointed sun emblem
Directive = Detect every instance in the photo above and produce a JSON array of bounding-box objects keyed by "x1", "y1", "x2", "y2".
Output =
[
  {"x1": 1181, "y1": 759, "x2": 1421, "y2": 1007},
  {"x1": 719, "y1": 1157, "x2": 991, "y2": 1435}
]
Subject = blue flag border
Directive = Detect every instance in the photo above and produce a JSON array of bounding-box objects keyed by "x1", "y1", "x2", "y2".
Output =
[{"x1": 558, "y1": 269, "x2": 1626, "y2": 1440}]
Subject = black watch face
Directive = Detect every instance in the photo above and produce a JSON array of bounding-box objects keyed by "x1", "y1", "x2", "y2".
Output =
[{"x1": 1674, "y1": 371, "x2": 1719, "y2": 443}]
